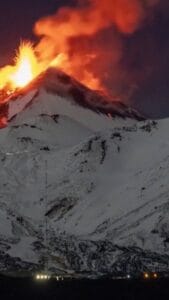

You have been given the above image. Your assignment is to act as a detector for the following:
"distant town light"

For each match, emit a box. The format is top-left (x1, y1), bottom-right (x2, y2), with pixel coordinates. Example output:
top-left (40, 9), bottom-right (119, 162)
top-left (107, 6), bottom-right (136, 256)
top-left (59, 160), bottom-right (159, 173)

top-left (144, 272), bottom-right (149, 279)
top-left (35, 274), bottom-right (50, 280)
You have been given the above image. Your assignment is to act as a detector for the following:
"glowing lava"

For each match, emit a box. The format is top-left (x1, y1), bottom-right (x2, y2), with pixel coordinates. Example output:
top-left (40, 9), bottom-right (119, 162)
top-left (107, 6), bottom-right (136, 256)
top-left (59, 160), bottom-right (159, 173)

top-left (0, 42), bottom-right (43, 93)
top-left (10, 42), bottom-right (40, 88)
top-left (0, 39), bottom-right (104, 99)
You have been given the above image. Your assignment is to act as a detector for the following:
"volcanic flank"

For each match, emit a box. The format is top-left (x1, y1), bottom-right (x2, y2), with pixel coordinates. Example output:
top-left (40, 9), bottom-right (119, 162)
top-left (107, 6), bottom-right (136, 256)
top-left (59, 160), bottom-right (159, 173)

top-left (0, 66), bottom-right (169, 277)
top-left (1, 67), bottom-right (144, 129)
top-left (0, 0), bottom-right (167, 106)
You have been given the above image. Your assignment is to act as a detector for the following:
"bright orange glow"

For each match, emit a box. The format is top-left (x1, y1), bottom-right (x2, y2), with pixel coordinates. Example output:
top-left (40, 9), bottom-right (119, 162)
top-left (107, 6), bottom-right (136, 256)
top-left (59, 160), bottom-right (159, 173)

top-left (0, 0), bottom-right (161, 101)
top-left (50, 53), bottom-right (68, 68)
top-left (0, 41), bottom-right (102, 96)
top-left (49, 52), bottom-right (103, 91)
top-left (0, 42), bottom-right (43, 92)
top-left (33, 0), bottom-right (150, 94)
top-left (10, 43), bottom-right (39, 88)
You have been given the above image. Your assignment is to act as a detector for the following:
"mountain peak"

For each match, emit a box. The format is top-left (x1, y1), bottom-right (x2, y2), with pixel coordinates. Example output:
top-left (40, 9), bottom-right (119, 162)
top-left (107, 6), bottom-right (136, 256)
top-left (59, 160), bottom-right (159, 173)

top-left (6, 68), bottom-right (145, 126)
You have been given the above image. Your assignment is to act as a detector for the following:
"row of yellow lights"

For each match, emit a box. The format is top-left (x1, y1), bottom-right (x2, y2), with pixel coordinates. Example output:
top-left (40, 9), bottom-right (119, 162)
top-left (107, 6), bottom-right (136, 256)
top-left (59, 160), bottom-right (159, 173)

top-left (144, 272), bottom-right (158, 279)
top-left (35, 274), bottom-right (64, 281)
top-left (35, 273), bottom-right (158, 281)
top-left (36, 274), bottom-right (51, 280)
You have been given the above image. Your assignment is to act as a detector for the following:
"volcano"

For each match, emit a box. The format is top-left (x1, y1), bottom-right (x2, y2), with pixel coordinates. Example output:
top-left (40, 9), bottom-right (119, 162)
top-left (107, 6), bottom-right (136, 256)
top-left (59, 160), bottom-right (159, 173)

top-left (7, 68), bottom-right (145, 122)
top-left (0, 68), bottom-right (168, 277)
top-left (0, 67), bottom-right (144, 129)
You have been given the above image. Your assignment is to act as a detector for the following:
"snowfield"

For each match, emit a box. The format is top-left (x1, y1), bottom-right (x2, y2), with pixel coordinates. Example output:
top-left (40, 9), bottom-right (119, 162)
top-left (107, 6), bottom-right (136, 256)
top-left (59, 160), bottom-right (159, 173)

top-left (0, 69), bottom-right (168, 277)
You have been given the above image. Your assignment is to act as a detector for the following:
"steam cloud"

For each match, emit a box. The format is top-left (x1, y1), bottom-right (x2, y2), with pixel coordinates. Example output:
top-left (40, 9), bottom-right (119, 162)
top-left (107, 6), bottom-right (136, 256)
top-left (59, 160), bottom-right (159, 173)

top-left (34, 0), bottom-right (163, 99)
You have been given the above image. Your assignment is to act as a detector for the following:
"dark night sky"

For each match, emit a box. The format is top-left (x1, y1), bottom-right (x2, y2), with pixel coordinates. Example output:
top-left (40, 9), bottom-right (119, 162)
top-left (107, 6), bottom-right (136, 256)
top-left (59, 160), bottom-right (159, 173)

top-left (0, 0), bottom-right (73, 64)
top-left (0, 0), bottom-right (169, 118)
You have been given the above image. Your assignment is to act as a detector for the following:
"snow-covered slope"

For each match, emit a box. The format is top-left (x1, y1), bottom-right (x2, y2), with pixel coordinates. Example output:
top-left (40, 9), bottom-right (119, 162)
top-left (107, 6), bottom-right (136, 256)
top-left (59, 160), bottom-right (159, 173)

top-left (0, 69), bottom-right (168, 277)
top-left (7, 68), bottom-right (144, 127)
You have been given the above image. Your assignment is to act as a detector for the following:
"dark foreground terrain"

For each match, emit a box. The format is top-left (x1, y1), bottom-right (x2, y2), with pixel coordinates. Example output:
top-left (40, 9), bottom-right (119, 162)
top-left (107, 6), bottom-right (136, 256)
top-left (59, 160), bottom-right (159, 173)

top-left (0, 276), bottom-right (169, 300)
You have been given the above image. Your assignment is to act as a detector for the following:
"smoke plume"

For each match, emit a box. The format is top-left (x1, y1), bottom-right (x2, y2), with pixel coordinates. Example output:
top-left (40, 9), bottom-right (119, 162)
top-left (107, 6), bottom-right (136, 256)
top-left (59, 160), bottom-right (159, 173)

top-left (34, 0), bottom-right (161, 98)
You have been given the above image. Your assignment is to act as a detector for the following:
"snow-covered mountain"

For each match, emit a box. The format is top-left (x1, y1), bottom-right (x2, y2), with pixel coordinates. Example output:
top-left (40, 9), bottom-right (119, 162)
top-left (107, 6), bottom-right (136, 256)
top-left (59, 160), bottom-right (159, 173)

top-left (0, 68), bottom-right (168, 277)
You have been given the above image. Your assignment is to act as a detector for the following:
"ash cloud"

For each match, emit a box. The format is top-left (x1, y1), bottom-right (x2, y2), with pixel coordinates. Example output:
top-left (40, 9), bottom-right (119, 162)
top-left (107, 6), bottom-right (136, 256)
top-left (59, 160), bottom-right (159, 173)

top-left (34, 0), bottom-right (169, 116)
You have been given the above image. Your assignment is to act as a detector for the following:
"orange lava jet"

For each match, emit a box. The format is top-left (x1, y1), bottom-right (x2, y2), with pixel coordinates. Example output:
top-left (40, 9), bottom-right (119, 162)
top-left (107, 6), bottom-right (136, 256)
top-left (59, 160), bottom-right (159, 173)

top-left (0, 41), bottom-right (103, 98)
top-left (10, 42), bottom-right (41, 88)
top-left (0, 42), bottom-right (44, 93)
top-left (0, 0), bottom-right (161, 103)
